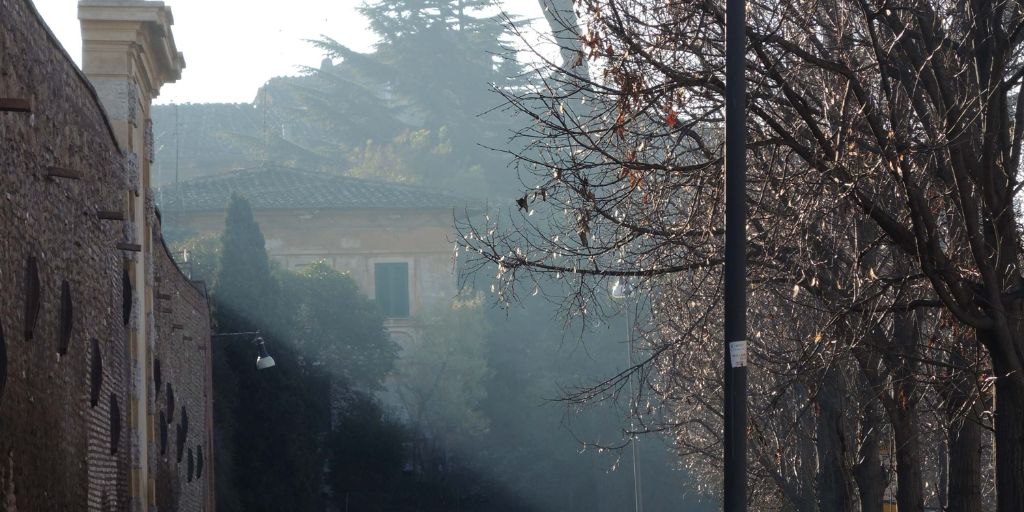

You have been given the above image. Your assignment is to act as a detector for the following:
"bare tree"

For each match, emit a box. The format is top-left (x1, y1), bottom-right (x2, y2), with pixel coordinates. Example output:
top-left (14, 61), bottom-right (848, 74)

top-left (460, 0), bottom-right (1022, 509)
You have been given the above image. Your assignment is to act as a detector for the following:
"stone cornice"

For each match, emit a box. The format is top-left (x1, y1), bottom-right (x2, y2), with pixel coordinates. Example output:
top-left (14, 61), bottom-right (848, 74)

top-left (79, 0), bottom-right (185, 97)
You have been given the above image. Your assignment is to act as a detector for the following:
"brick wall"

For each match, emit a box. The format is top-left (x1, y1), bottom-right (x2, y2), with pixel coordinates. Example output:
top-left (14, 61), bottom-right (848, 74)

top-left (151, 230), bottom-right (213, 512)
top-left (0, 1), bottom-right (212, 510)
top-left (0, 0), bottom-right (132, 509)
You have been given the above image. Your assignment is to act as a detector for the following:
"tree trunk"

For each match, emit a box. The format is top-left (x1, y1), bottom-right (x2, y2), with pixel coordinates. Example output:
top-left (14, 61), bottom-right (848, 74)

top-left (537, 0), bottom-right (589, 80)
top-left (939, 437), bottom-right (948, 510)
top-left (889, 313), bottom-right (924, 512)
top-left (892, 411), bottom-right (925, 512)
top-left (992, 361), bottom-right (1024, 512)
top-left (816, 367), bottom-right (854, 512)
top-left (853, 397), bottom-right (885, 512)
top-left (978, 311), bottom-right (1024, 512)
top-left (944, 347), bottom-right (983, 512)
top-left (947, 413), bottom-right (984, 512)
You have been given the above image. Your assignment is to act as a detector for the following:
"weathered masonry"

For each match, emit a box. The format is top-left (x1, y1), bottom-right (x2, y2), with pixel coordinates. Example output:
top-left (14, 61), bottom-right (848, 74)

top-left (0, 1), bottom-right (213, 510)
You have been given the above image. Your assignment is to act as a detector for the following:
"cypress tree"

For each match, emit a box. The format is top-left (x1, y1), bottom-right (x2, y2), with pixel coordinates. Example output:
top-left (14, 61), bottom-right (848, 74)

top-left (215, 194), bottom-right (277, 332)
top-left (211, 193), bottom-right (323, 512)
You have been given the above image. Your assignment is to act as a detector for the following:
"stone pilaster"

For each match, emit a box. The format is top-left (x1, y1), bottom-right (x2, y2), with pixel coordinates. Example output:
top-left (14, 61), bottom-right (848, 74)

top-left (79, 2), bottom-right (184, 510)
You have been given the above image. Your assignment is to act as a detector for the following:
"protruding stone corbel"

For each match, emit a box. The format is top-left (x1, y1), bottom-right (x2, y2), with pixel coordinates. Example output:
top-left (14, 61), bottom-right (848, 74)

top-left (98, 211), bottom-right (126, 221)
top-left (47, 166), bottom-right (82, 180)
top-left (0, 98), bottom-right (31, 112)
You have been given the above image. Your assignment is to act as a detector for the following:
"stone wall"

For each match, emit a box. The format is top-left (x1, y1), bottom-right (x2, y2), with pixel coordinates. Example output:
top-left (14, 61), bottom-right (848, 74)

top-left (0, 1), bottom-right (211, 510)
top-left (151, 230), bottom-right (213, 512)
top-left (0, 0), bottom-right (132, 509)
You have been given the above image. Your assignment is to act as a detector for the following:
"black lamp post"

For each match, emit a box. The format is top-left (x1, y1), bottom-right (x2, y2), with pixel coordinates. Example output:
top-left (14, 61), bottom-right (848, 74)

top-left (723, 0), bottom-right (749, 508)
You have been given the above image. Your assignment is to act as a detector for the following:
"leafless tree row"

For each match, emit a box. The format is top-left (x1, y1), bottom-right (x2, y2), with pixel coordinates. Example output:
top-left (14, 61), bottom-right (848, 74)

top-left (459, 0), bottom-right (1024, 509)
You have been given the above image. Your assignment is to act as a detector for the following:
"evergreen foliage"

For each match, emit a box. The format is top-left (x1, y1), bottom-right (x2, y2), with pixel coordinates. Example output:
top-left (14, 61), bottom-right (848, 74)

top-left (176, 233), bottom-right (220, 284)
top-left (327, 393), bottom-right (542, 512)
top-left (474, 292), bottom-right (714, 511)
top-left (279, 261), bottom-right (397, 390)
top-left (393, 294), bottom-right (492, 444)
top-left (248, 0), bottom-right (527, 196)
top-left (211, 194), bottom-right (324, 512)
top-left (208, 194), bottom-right (535, 511)
top-left (180, 4), bottom-right (712, 510)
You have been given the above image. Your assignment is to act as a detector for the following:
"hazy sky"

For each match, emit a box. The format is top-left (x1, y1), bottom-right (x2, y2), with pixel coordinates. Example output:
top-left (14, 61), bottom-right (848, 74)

top-left (33, 0), bottom-right (545, 105)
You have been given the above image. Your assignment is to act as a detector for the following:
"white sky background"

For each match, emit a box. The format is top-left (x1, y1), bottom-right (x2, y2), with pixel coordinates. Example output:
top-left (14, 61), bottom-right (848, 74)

top-left (32, 0), bottom-right (548, 105)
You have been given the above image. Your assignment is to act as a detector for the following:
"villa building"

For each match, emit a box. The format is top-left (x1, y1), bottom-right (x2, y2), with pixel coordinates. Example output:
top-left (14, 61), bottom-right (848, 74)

top-left (158, 166), bottom-right (469, 344)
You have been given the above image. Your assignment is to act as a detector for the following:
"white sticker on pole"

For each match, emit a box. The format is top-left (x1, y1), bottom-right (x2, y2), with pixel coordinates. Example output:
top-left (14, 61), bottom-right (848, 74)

top-left (729, 340), bottom-right (748, 368)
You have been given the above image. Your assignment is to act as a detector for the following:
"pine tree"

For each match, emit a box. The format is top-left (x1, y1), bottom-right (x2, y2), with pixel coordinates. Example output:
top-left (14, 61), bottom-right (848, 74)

top-left (338, 0), bottom-right (519, 141)
top-left (279, 0), bottom-right (528, 195)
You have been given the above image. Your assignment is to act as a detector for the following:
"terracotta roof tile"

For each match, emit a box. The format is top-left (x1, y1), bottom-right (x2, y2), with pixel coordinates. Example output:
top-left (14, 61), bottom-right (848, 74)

top-left (157, 166), bottom-right (466, 212)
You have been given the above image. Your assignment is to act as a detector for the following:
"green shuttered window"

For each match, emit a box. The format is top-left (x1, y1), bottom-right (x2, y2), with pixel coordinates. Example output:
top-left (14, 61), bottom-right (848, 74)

top-left (375, 262), bottom-right (410, 318)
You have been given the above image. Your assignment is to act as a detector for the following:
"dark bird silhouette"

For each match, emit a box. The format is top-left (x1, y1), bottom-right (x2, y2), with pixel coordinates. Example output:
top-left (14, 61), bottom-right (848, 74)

top-left (516, 195), bottom-right (529, 211)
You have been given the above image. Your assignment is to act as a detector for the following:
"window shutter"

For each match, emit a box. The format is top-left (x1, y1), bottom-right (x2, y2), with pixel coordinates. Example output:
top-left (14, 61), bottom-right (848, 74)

top-left (375, 262), bottom-right (409, 317)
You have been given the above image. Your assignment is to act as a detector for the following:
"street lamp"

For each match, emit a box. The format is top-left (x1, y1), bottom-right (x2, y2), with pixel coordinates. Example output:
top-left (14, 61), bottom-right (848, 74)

top-left (254, 337), bottom-right (276, 370)
top-left (211, 332), bottom-right (276, 370)
top-left (610, 278), bottom-right (635, 300)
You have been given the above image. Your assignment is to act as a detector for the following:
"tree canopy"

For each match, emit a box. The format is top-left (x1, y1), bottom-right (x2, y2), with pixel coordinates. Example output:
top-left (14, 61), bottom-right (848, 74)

top-left (239, 0), bottom-right (528, 196)
top-left (279, 261), bottom-right (397, 390)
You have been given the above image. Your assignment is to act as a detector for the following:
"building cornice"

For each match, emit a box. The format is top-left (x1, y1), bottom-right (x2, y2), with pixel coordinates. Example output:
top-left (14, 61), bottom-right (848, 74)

top-left (79, 0), bottom-right (185, 98)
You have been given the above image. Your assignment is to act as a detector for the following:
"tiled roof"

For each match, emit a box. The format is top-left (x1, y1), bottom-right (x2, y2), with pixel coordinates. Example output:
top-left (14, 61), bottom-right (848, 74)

top-left (156, 166), bottom-right (468, 212)
top-left (151, 103), bottom-right (266, 184)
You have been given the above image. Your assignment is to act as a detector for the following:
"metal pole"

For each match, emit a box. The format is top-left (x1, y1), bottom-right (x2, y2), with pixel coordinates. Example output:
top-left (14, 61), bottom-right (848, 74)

top-left (175, 104), bottom-right (182, 217)
top-left (626, 304), bottom-right (643, 512)
top-left (723, 0), bottom-right (748, 508)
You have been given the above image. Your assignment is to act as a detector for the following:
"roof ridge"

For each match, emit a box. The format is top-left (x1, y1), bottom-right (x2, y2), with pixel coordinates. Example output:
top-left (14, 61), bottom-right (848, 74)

top-left (155, 165), bottom-right (471, 212)
top-left (167, 166), bottom-right (266, 184)
top-left (313, 170), bottom-right (460, 195)
top-left (163, 165), bottom-right (463, 199)
top-left (153, 102), bottom-right (255, 108)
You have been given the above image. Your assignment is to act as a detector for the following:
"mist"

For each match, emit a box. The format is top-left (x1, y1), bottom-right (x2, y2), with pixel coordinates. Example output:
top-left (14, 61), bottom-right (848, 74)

top-left (150, 0), bottom-right (712, 510)
top-left (10, 0), bottom-right (1021, 509)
